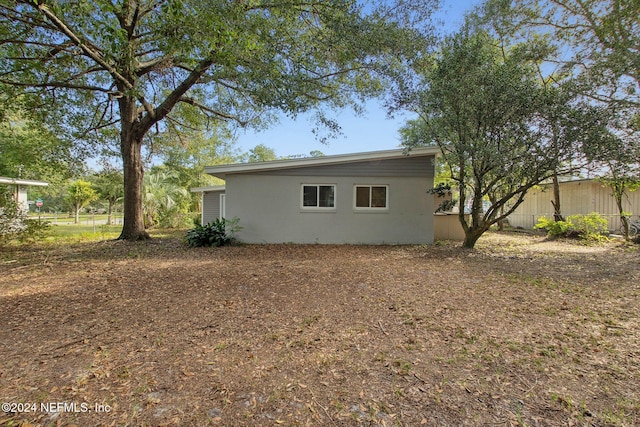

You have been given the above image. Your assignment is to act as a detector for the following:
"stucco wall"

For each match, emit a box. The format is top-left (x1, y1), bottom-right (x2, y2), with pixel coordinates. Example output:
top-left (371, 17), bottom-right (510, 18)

top-left (224, 174), bottom-right (434, 244)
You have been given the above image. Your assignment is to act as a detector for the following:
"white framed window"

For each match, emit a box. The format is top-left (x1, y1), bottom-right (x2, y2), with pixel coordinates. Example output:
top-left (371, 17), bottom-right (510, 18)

top-left (354, 185), bottom-right (388, 210)
top-left (301, 184), bottom-right (336, 209)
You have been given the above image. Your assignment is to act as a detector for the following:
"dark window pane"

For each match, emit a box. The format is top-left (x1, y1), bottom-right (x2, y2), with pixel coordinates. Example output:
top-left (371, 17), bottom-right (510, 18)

top-left (319, 186), bottom-right (335, 207)
top-left (371, 186), bottom-right (387, 207)
top-left (355, 186), bottom-right (370, 207)
top-left (303, 185), bottom-right (318, 207)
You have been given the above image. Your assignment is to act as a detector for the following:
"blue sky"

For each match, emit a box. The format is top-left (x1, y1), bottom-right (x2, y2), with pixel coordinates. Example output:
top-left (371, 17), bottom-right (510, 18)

top-left (233, 0), bottom-right (477, 158)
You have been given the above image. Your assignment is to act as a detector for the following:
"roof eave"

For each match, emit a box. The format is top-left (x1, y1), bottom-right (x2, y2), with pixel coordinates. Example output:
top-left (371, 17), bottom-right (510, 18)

top-left (190, 185), bottom-right (226, 193)
top-left (0, 177), bottom-right (49, 187)
top-left (205, 146), bottom-right (440, 179)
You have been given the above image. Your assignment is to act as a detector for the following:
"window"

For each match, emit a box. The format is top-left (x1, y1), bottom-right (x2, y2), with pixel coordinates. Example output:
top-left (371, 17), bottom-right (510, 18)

top-left (354, 185), bottom-right (388, 210)
top-left (302, 184), bottom-right (335, 209)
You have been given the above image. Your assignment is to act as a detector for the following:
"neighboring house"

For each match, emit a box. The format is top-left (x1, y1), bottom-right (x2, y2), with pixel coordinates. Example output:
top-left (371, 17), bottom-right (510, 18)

top-left (193, 147), bottom-right (439, 244)
top-left (508, 178), bottom-right (640, 231)
top-left (0, 176), bottom-right (49, 210)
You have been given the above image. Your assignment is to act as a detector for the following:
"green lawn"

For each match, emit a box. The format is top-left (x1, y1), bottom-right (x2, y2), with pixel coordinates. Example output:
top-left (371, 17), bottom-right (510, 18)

top-left (23, 213), bottom-right (124, 242)
top-left (42, 223), bottom-right (185, 242)
top-left (4, 214), bottom-right (186, 244)
top-left (48, 223), bottom-right (123, 239)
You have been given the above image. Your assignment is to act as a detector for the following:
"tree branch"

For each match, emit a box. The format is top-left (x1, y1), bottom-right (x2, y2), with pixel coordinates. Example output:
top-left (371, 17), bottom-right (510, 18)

top-left (0, 78), bottom-right (112, 93)
top-left (179, 97), bottom-right (248, 126)
top-left (136, 56), bottom-right (175, 77)
top-left (136, 57), bottom-right (215, 135)
top-left (36, 3), bottom-right (135, 91)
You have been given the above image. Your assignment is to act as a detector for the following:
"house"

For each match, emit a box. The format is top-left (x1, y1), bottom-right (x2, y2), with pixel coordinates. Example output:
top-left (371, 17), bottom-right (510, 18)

top-left (193, 147), bottom-right (439, 244)
top-left (507, 178), bottom-right (640, 232)
top-left (0, 176), bottom-right (49, 210)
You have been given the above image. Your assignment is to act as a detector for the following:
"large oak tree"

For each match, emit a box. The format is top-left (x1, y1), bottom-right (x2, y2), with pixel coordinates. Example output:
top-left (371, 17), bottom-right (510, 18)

top-left (0, 0), bottom-right (432, 240)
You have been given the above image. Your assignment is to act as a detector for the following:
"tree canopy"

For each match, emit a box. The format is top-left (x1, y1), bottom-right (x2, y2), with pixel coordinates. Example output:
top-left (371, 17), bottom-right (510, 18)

top-left (399, 25), bottom-right (604, 248)
top-left (517, 0), bottom-right (640, 108)
top-left (480, 0), bottom-right (640, 235)
top-left (0, 102), bottom-right (79, 182)
top-left (66, 179), bottom-right (98, 224)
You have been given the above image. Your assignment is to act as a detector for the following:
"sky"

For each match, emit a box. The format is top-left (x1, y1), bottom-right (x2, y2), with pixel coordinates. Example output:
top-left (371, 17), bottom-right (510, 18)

top-left (233, 0), bottom-right (477, 159)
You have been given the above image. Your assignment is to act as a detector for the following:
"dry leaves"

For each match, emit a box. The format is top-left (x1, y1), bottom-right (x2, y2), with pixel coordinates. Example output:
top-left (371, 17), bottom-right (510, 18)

top-left (0, 232), bottom-right (638, 426)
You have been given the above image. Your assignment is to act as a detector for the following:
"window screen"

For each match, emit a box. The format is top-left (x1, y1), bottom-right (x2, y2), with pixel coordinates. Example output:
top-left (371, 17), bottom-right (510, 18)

top-left (302, 185), bottom-right (335, 208)
top-left (355, 185), bottom-right (387, 209)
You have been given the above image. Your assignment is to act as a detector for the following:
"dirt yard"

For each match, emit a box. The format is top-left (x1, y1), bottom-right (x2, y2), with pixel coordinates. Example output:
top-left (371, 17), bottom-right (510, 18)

top-left (1, 232), bottom-right (639, 426)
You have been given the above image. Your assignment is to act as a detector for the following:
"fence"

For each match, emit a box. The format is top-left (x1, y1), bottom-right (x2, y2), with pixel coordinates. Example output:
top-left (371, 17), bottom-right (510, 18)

top-left (37, 212), bottom-right (124, 226)
top-left (506, 179), bottom-right (640, 234)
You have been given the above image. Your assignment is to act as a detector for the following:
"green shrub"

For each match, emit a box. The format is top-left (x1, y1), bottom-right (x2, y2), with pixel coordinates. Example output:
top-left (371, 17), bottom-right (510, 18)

top-left (20, 219), bottom-right (52, 242)
top-left (0, 197), bottom-right (28, 240)
top-left (534, 216), bottom-right (573, 236)
top-left (535, 213), bottom-right (609, 243)
top-left (427, 183), bottom-right (458, 213)
top-left (185, 217), bottom-right (241, 247)
top-left (567, 213), bottom-right (609, 242)
top-left (0, 194), bottom-right (51, 243)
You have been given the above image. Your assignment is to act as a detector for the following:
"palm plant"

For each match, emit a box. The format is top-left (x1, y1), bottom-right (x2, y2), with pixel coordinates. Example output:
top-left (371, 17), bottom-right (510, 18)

top-left (143, 169), bottom-right (190, 228)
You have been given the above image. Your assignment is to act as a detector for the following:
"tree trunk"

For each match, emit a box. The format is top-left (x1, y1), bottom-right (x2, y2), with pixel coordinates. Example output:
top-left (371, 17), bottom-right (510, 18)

top-left (462, 227), bottom-right (485, 249)
top-left (462, 194), bottom-right (486, 248)
top-left (118, 97), bottom-right (150, 241)
top-left (119, 137), bottom-right (149, 240)
top-left (74, 204), bottom-right (80, 224)
top-left (614, 188), bottom-right (629, 239)
top-left (620, 213), bottom-right (630, 239)
top-left (497, 205), bottom-right (505, 231)
top-left (551, 173), bottom-right (564, 222)
top-left (113, 53), bottom-right (214, 240)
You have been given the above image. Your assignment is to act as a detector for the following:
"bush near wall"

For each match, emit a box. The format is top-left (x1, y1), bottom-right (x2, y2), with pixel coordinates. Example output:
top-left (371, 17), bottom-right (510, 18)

top-left (185, 217), bottom-right (241, 247)
top-left (535, 212), bottom-right (609, 243)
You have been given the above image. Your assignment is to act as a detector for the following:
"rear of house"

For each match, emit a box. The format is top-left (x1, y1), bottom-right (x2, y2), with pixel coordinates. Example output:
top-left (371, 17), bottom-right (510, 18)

top-left (195, 148), bottom-right (438, 244)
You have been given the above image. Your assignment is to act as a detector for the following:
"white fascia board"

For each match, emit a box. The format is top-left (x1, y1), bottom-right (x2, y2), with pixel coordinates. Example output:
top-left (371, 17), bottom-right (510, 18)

top-left (190, 185), bottom-right (226, 193)
top-left (0, 177), bottom-right (49, 186)
top-left (205, 147), bottom-right (440, 179)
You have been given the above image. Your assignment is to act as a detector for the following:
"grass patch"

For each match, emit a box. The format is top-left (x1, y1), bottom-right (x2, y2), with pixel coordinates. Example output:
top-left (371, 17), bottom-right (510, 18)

top-left (48, 224), bottom-right (123, 240)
